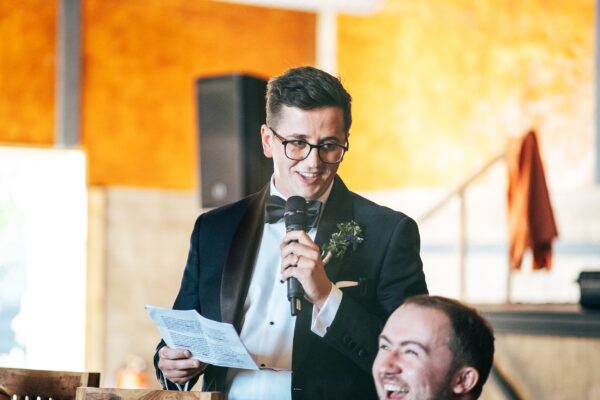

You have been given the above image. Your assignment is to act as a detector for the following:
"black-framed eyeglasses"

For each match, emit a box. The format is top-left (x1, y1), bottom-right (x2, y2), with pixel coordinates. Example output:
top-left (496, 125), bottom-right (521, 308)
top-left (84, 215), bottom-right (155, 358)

top-left (268, 127), bottom-right (349, 164)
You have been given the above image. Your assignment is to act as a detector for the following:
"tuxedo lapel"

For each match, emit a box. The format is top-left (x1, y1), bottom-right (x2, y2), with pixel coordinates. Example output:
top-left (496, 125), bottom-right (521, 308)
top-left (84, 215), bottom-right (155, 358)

top-left (315, 176), bottom-right (354, 282)
top-left (292, 176), bottom-right (354, 371)
top-left (220, 186), bottom-right (268, 331)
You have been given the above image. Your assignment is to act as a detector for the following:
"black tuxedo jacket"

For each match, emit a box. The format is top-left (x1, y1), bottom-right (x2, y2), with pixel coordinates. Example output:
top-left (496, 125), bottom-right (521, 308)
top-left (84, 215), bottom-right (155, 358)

top-left (154, 176), bottom-right (427, 399)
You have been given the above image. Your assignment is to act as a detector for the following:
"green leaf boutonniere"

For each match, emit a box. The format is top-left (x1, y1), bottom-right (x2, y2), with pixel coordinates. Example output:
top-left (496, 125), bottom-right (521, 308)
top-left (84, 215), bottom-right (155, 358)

top-left (321, 221), bottom-right (364, 265)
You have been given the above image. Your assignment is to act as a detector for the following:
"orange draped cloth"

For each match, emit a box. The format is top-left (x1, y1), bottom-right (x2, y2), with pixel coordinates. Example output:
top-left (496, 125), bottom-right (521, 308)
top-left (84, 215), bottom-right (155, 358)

top-left (507, 130), bottom-right (558, 270)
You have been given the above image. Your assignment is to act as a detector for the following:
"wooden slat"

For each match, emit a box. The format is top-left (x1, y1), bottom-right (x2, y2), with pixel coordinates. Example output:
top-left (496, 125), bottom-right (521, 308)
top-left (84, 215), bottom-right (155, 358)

top-left (76, 388), bottom-right (222, 400)
top-left (0, 367), bottom-right (100, 398)
top-left (1, 384), bottom-right (10, 400)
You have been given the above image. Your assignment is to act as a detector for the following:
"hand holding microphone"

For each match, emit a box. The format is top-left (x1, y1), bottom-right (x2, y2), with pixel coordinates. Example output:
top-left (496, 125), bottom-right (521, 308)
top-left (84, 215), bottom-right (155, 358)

top-left (282, 196), bottom-right (332, 316)
top-left (284, 196), bottom-right (308, 316)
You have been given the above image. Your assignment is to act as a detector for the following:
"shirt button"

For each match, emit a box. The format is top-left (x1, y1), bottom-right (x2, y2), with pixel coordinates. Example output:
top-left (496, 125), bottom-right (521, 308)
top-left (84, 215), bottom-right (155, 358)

top-left (269, 321), bottom-right (274, 325)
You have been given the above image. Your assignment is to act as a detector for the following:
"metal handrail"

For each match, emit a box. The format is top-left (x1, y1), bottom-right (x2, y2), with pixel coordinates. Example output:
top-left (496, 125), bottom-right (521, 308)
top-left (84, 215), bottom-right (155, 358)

top-left (417, 151), bottom-right (506, 223)
top-left (416, 150), bottom-right (506, 299)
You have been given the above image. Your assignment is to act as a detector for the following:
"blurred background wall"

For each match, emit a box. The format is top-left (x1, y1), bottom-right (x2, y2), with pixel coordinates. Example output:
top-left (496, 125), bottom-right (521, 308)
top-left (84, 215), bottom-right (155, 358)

top-left (2, 0), bottom-right (594, 190)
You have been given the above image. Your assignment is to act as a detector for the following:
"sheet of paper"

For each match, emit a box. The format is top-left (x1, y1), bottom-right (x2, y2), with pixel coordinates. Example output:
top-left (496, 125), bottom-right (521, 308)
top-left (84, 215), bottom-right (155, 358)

top-left (146, 305), bottom-right (258, 370)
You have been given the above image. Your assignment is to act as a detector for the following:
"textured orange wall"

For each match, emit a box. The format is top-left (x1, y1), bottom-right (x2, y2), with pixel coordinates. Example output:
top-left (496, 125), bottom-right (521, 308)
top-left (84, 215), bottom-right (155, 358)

top-left (1, 1), bottom-right (594, 191)
top-left (0, 0), bottom-right (314, 188)
top-left (82, 0), bottom-right (315, 188)
top-left (338, 0), bottom-right (594, 190)
top-left (0, 0), bottom-right (56, 144)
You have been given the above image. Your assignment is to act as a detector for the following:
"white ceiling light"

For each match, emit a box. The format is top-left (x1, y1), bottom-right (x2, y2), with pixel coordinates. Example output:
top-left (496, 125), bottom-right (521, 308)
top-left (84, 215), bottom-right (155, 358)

top-left (213, 0), bottom-right (384, 15)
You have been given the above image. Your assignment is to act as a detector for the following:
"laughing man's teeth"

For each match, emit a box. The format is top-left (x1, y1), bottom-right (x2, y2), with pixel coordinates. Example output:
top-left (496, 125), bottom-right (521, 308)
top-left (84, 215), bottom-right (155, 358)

top-left (383, 384), bottom-right (407, 393)
top-left (299, 172), bottom-right (318, 178)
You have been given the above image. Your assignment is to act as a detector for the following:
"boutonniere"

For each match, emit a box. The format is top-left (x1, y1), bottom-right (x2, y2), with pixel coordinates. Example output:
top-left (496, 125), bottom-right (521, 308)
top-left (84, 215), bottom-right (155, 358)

top-left (321, 221), bottom-right (364, 265)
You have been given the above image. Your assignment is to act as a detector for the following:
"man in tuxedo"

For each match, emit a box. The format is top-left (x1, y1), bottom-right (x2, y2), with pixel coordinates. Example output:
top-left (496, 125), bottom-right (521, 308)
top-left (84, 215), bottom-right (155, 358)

top-left (373, 295), bottom-right (495, 400)
top-left (154, 66), bottom-right (428, 399)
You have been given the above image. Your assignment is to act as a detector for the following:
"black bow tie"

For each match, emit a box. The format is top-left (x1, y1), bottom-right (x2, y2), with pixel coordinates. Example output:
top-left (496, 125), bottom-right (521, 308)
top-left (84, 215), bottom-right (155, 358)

top-left (264, 195), bottom-right (322, 228)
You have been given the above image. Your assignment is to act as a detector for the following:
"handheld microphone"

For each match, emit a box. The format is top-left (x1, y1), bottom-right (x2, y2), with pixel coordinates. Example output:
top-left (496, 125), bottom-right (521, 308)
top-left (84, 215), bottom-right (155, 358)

top-left (284, 196), bottom-right (307, 316)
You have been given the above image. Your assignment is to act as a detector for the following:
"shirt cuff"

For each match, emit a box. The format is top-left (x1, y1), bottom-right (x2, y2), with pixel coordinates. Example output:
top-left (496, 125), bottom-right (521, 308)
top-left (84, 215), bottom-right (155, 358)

top-left (175, 381), bottom-right (190, 391)
top-left (311, 283), bottom-right (343, 337)
top-left (160, 369), bottom-right (189, 391)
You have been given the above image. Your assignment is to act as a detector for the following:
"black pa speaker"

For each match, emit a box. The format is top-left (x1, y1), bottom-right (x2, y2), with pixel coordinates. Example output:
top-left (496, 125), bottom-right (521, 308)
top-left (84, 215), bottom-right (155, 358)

top-left (196, 74), bottom-right (273, 208)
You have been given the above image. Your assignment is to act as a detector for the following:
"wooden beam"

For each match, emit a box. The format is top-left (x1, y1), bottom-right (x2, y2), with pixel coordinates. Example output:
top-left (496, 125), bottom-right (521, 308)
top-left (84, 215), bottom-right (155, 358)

top-left (76, 387), bottom-right (223, 400)
top-left (55, 0), bottom-right (81, 146)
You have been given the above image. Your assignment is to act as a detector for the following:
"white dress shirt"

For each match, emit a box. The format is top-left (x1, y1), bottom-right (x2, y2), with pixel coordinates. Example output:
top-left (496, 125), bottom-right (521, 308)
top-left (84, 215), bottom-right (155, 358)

top-left (224, 180), bottom-right (343, 400)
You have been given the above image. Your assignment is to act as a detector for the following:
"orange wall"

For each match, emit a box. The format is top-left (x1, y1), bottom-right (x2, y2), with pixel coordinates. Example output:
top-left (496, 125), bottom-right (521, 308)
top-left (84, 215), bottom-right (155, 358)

top-left (338, 0), bottom-right (594, 190)
top-left (82, 0), bottom-right (315, 188)
top-left (1, 0), bottom-right (594, 191)
top-left (0, 0), bottom-right (56, 144)
top-left (1, 0), bottom-right (315, 189)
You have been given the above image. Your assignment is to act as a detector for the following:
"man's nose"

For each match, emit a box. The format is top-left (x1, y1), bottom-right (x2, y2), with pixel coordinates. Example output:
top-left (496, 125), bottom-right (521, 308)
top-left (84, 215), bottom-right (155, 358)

top-left (381, 350), bottom-right (402, 372)
top-left (305, 146), bottom-right (321, 165)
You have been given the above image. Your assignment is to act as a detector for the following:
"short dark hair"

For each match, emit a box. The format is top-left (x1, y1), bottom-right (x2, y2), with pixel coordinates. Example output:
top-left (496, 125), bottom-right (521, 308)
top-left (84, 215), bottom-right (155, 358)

top-left (404, 295), bottom-right (495, 398)
top-left (266, 66), bottom-right (352, 134)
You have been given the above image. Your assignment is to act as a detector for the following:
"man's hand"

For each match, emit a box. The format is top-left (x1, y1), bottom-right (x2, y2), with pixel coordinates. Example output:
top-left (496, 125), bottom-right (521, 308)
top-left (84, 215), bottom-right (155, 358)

top-left (280, 230), bottom-right (332, 309)
top-left (157, 346), bottom-right (207, 385)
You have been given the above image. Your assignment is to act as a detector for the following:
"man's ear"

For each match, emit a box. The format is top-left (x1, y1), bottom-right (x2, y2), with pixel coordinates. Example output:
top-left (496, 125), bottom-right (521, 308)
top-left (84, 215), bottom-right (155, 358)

top-left (452, 366), bottom-right (479, 395)
top-left (261, 124), bottom-right (273, 158)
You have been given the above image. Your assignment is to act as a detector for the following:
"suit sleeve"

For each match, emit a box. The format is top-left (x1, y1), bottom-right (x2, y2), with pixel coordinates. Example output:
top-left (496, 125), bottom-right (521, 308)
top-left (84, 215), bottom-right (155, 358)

top-left (320, 215), bottom-right (428, 373)
top-left (153, 216), bottom-right (204, 389)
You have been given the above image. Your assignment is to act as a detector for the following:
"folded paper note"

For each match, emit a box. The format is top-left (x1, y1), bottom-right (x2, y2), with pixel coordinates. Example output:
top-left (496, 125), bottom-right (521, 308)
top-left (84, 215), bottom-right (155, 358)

top-left (146, 305), bottom-right (258, 370)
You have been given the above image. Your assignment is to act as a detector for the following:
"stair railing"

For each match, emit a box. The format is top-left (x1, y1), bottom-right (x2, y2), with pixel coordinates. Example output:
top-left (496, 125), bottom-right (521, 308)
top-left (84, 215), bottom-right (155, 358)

top-left (417, 151), bottom-right (506, 300)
